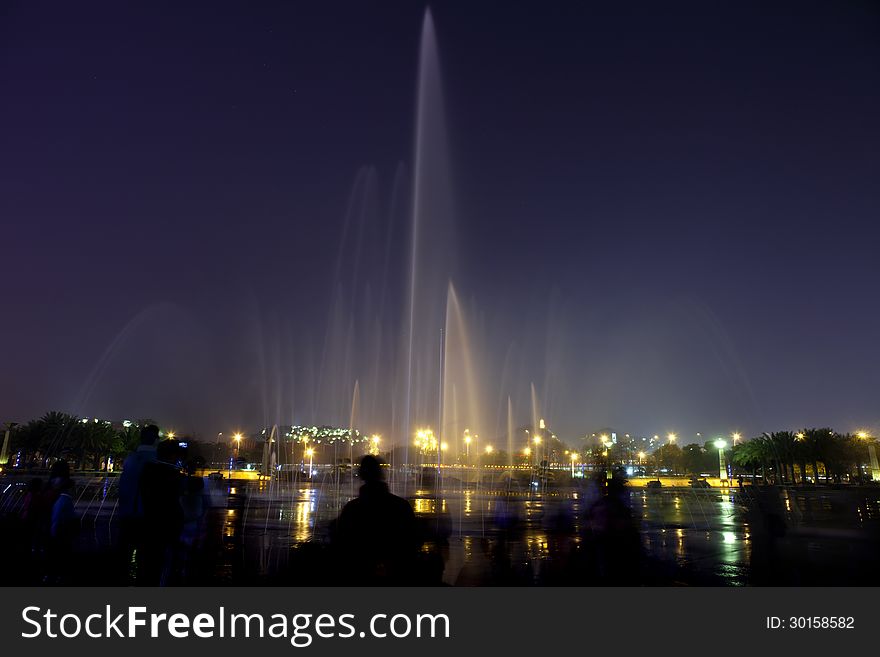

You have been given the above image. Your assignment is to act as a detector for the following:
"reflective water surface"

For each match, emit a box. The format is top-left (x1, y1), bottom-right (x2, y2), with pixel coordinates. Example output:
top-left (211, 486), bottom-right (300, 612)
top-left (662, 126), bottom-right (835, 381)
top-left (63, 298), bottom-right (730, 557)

top-left (2, 474), bottom-right (879, 585)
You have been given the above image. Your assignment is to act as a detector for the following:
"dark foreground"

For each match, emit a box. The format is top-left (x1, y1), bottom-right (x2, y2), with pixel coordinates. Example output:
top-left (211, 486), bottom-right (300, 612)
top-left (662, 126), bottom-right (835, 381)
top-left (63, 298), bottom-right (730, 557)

top-left (1, 473), bottom-right (879, 586)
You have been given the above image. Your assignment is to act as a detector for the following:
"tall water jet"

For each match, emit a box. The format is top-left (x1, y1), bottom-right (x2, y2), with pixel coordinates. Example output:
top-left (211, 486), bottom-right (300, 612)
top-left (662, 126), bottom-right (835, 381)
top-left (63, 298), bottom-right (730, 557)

top-left (442, 283), bottom-right (486, 461)
top-left (507, 397), bottom-right (515, 468)
top-left (403, 8), bottom-right (456, 482)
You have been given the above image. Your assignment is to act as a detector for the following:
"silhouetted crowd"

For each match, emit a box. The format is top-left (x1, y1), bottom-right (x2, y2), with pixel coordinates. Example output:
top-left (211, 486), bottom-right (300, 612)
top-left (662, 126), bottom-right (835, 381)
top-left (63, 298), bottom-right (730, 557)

top-left (5, 423), bottom-right (879, 586)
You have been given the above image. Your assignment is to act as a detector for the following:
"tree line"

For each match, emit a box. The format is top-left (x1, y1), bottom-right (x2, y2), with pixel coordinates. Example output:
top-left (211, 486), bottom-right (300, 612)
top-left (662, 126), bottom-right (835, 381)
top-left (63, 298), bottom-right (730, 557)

top-left (731, 429), bottom-right (875, 484)
top-left (647, 429), bottom-right (875, 484)
top-left (5, 411), bottom-right (157, 471)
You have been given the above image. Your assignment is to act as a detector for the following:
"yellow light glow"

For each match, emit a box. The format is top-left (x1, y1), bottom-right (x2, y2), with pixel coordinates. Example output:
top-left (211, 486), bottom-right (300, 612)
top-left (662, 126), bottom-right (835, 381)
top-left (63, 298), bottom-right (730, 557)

top-left (485, 445), bottom-right (494, 454)
top-left (523, 447), bottom-right (531, 456)
top-left (233, 432), bottom-right (243, 443)
top-left (305, 448), bottom-right (314, 457)
top-left (166, 431), bottom-right (175, 439)
top-left (571, 452), bottom-right (579, 461)
top-left (667, 433), bottom-right (677, 443)
top-left (533, 436), bottom-right (541, 445)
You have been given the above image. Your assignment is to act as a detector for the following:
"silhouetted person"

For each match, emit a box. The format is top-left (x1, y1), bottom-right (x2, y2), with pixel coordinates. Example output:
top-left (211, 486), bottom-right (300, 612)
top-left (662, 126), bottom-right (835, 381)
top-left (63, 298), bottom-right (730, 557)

top-left (179, 460), bottom-right (208, 583)
top-left (583, 471), bottom-right (642, 584)
top-left (44, 461), bottom-right (77, 584)
top-left (139, 439), bottom-right (184, 585)
top-left (747, 487), bottom-right (787, 585)
top-left (336, 455), bottom-right (420, 584)
top-left (116, 424), bottom-right (159, 583)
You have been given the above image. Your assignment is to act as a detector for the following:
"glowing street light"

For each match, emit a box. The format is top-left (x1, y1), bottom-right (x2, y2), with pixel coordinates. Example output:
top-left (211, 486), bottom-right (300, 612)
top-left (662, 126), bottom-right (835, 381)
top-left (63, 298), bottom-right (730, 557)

top-left (485, 444), bottom-right (494, 454)
top-left (166, 431), bottom-right (176, 440)
top-left (857, 431), bottom-right (880, 482)
top-left (305, 447), bottom-right (314, 479)
top-left (370, 434), bottom-right (380, 455)
top-left (667, 433), bottom-right (677, 444)
top-left (570, 452), bottom-right (579, 477)
top-left (732, 432), bottom-right (741, 445)
top-left (714, 439), bottom-right (728, 482)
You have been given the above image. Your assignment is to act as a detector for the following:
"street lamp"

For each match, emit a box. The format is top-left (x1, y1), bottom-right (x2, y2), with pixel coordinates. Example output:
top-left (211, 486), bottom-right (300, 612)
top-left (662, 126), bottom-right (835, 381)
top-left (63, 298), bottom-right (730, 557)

top-left (857, 431), bottom-right (880, 482)
top-left (570, 452), bottom-right (579, 477)
top-left (464, 430), bottom-right (472, 461)
top-left (305, 448), bottom-right (314, 479)
top-left (667, 433), bottom-right (677, 444)
top-left (233, 432), bottom-right (243, 459)
top-left (715, 439), bottom-right (728, 483)
top-left (732, 432), bottom-right (741, 446)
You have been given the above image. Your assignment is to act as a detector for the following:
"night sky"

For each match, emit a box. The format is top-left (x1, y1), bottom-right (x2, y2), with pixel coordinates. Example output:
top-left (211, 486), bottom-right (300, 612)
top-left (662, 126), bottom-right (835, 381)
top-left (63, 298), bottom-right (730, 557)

top-left (2, 0), bottom-right (879, 444)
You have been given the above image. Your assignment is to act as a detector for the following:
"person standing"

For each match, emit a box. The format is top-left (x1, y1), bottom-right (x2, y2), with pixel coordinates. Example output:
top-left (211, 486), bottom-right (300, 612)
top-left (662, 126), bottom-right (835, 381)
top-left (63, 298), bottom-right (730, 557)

top-left (116, 424), bottom-right (159, 583)
top-left (139, 439), bottom-right (184, 586)
top-left (335, 455), bottom-right (421, 584)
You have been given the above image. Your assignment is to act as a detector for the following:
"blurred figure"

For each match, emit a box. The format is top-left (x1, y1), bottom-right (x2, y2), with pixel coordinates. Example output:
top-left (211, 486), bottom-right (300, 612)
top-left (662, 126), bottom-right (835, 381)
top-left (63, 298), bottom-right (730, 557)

top-left (116, 424), bottom-right (159, 583)
top-left (582, 471), bottom-right (642, 584)
top-left (19, 477), bottom-right (43, 525)
top-left (139, 439), bottom-right (184, 585)
top-left (44, 461), bottom-right (77, 584)
top-left (335, 455), bottom-right (421, 584)
top-left (179, 459), bottom-right (208, 583)
top-left (747, 486), bottom-right (787, 585)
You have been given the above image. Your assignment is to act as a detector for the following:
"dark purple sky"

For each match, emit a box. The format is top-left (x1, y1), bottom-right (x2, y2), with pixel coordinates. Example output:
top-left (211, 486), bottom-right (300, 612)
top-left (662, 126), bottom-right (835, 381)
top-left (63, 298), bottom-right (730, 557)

top-left (2, 0), bottom-right (879, 443)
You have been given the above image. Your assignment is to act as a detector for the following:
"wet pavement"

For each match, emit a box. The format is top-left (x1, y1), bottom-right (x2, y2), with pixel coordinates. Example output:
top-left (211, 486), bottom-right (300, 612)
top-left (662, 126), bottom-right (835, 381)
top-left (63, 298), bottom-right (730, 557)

top-left (2, 474), bottom-right (879, 585)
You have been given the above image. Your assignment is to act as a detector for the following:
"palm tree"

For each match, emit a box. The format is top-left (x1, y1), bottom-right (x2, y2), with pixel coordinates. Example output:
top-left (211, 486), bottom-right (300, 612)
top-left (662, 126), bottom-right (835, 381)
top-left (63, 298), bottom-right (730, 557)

top-left (800, 428), bottom-right (832, 484)
top-left (818, 430), bottom-right (846, 483)
top-left (732, 441), bottom-right (758, 482)
top-left (765, 431), bottom-right (798, 484)
top-left (733, 437), bottom-right (772, 484)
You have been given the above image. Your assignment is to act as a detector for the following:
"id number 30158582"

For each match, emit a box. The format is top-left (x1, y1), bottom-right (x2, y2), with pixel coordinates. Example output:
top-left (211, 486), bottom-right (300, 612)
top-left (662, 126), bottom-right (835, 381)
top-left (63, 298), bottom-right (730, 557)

top-left (766, 617), bottom-right (854, 630)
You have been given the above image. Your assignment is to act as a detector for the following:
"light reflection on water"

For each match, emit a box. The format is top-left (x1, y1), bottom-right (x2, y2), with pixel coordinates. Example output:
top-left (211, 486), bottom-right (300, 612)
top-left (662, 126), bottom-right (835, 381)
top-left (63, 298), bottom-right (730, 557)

top-left (222, 484), bottom-right (772, 584)
top-left (29, 477), bottom-right (878, 585)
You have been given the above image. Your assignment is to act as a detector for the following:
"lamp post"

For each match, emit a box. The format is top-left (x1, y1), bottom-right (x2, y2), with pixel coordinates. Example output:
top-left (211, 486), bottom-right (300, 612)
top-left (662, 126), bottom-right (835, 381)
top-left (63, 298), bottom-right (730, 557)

top-left (306, 448), bottom-right (314, 479)
top-left (464, 430), bottom-right (472, 463)
top-left (715, 439), bottom-right (728, 483)
top-left (857, 432), bottom-right (880, 482)
top-left (570, 452), bottom-right (579, 478)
